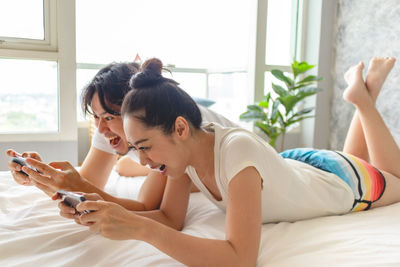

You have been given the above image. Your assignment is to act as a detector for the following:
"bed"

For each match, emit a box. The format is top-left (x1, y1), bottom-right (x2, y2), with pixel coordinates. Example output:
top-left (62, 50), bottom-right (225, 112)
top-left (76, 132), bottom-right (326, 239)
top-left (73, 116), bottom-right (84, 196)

top-left (1, 169), bottom-right (400, 266)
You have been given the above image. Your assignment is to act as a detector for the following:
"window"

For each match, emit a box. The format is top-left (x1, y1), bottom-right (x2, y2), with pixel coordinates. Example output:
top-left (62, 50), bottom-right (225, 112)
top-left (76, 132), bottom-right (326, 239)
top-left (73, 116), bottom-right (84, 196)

top-left (1, 0), bottom-right (299, 135)
top-left (0, 0), bottom-right (59, 134)
top-left (0, 58), bottom-right (58, 133)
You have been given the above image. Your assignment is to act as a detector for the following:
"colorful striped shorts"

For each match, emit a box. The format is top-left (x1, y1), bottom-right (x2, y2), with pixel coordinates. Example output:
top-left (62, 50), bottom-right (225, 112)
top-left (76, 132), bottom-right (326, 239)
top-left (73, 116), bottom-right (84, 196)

top-left (280, 148), bottom-right (386, 211)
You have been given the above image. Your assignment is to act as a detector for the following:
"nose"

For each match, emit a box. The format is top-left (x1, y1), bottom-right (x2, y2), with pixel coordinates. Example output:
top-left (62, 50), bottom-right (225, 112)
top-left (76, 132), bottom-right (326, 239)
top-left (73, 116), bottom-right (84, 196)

top-left (138, 151), bottom-right (151, 166)
top-left (96, 118), bottom-right (109, 134)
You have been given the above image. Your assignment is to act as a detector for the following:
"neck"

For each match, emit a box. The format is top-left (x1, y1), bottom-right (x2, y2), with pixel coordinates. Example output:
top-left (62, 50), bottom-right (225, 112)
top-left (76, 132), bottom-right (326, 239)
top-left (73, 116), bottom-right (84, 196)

top-left (187, 128), bottom-right (215, 178)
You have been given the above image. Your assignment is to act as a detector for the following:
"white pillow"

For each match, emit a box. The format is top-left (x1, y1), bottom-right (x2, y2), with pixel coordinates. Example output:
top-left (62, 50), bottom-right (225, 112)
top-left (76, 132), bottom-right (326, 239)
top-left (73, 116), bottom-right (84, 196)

top-left (198, 105), bottom-right (239, 128)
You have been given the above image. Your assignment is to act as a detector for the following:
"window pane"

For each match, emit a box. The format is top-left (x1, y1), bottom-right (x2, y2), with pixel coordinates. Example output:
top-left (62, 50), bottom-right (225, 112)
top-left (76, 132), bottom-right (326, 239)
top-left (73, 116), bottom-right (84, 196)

top-left (76, 0), bottom-right (252, 69)
top-left (208, 72), bottom-right (248, 124)
top-left (77, 68), bottom-right (100, 121)
top-left (265, 0), bottom-right (293, 65)
top-left (169, 72), bottom-right (206, 99)
top-left (0, 59), bottom-right (58, 133)
top-left (0, 0), bottom-right (44, 40)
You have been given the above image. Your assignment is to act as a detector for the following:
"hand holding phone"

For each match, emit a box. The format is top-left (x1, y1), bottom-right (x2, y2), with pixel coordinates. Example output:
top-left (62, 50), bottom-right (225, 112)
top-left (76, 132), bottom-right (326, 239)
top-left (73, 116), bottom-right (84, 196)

top-left (57, 190), bottom-right (91, 215)
top-left (11, 156), bottom-right (39, 175)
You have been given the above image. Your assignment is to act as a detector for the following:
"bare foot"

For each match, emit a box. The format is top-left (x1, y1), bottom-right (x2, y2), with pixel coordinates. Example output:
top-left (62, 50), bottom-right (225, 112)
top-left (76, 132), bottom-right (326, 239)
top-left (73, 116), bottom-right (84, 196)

top-left (343, 62), bottom-right (372, 106)
top-left (365, 57), bottom-right (396, 102)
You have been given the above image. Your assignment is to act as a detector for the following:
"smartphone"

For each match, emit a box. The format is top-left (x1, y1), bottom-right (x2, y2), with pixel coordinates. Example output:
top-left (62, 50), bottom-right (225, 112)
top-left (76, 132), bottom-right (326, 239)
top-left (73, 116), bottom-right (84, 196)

top-left (11, 156), bottom-right (39, 175)
top-left (57, 190), bottom-right (91, 215)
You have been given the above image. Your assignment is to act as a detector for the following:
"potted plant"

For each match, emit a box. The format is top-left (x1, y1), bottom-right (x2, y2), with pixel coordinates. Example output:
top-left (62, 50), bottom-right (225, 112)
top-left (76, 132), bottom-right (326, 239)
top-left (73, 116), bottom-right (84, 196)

top-left (240, 60), bottom-right (322, 151)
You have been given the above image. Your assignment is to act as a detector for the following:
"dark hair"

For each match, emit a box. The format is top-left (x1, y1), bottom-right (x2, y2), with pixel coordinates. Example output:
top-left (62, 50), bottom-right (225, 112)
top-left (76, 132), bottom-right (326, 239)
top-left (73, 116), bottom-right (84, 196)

top-left (81, 62), bottom-right (140, 116)
top-left (121, 58), bottom-right (202, 134)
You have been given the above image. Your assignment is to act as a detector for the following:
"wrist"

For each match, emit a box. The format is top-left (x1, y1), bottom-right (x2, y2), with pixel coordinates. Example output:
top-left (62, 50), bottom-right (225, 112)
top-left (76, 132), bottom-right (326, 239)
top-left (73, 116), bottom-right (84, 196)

top-left (133, 215), bottom-right (155, 241)
top-left (79, 179), bottom-right (95, 193)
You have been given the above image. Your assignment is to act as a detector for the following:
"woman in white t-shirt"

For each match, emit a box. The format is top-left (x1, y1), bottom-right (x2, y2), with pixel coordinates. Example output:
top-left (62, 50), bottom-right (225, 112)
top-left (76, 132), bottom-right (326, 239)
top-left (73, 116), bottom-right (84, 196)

top-left (6, 61), bottom-right (237, 213)
top-left (64, 57), bottom-right (400, 266)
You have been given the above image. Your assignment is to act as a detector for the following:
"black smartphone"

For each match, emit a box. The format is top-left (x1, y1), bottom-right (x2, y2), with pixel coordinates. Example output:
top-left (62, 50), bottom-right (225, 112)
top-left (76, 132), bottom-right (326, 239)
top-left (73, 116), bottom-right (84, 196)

top-left (11, 156), bottom-right (39, 175)
top-left (57, 190), bottom-right (91, 215)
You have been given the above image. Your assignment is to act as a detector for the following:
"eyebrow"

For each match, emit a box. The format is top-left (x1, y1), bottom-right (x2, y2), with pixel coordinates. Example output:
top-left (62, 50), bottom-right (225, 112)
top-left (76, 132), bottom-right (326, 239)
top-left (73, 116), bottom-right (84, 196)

top-left (93, 111), bottom-right (107, 116)
top-left (134, 138), bottom-right (149, 146)
top-left (94, 111), bottom-right (116, 117)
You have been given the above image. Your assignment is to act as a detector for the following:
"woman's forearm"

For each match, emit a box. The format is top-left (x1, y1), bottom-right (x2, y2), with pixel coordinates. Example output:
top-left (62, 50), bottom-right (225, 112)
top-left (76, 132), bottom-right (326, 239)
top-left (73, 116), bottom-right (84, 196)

top-left (80, 181), bottom-right (146, 211)
top-left (135, 209), bottom-right (183, 230)
top-left (138, 219), bottom-right (250, 267)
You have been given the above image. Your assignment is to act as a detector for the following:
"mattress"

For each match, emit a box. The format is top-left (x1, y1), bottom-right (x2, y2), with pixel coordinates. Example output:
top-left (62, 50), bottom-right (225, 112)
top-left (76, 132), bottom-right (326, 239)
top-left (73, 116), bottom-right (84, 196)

top-left (1, 170), bottom-right (400, 266)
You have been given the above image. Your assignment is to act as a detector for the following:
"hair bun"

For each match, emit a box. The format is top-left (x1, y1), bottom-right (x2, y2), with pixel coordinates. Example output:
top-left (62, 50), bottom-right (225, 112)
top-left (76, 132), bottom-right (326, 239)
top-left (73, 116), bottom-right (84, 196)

top-left (129, 58), bottom-right (164, 89)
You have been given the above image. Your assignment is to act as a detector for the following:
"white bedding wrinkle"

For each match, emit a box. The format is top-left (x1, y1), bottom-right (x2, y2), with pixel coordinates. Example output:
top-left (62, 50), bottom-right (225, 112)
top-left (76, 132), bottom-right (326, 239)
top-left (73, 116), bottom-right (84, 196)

top-left (1, 170), bottom-right (400, 266)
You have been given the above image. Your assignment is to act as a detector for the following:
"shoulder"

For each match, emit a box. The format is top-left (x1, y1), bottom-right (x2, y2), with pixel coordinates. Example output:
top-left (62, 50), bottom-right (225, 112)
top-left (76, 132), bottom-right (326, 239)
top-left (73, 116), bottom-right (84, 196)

top-left (216, 127), bottom-right (266, 170)
top-left (214, 127), bottom-right (268, 195)
top-left (219, 128), bottom-right (262, 154)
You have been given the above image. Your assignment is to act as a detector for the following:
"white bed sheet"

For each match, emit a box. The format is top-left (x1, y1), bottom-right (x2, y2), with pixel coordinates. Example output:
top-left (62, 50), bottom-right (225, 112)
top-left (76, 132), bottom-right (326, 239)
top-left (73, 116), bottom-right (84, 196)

top-left (1, 170), bottom-right (400, 267)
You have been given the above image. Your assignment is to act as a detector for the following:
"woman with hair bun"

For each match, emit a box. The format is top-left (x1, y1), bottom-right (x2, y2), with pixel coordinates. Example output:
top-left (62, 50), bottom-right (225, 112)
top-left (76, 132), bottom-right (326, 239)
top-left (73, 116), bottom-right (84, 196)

top-left (62, 57), bottom-right (400, 266)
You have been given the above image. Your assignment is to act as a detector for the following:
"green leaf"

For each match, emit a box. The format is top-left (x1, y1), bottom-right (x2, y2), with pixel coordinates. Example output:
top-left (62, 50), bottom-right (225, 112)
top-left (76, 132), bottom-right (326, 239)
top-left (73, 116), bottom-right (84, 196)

top-left (239, 109), bottom-right (265, 122)
top-left (259, 92), bottom-right (270, 108)
top-left (258, 101), bottom-right (269, 108)
top-left (270, 100), bottom-right (280, 123)
top-left (297, 75), bottom-right (323, 85)
top-left (277, 112), bottom-right (285, 126)
top-left (278, 88), bottom-right (321, 115)
top-left (287, 115), bottom-right (315, 125)
top-left (297, 87), bottom-right (323, 99)
top-left (277, 95), bottom-right (298, 115)
top-left (268, 137), bottom-right (277, 147)
top-left (290, 84), bottom-right (318, 90)
top-left (291, 107), bottom-right (314, 118)
top-left (255, 121), bottom-right (277, 136)
top-left (292, 61), bottom-right (315, 78)
top-left (246, 104), bottom-right (263, 112)
top-left (270, 69), bottom-right (293, 87)
top-left (272, 83), bottom-right (288, 97)
top-left (263, 92), bottom-right (271, 102)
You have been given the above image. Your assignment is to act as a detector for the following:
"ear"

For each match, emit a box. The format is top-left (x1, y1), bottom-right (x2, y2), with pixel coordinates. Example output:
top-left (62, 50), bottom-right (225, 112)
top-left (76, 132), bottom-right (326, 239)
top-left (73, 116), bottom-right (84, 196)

top-left (174, 116), bottom-right (190, 140)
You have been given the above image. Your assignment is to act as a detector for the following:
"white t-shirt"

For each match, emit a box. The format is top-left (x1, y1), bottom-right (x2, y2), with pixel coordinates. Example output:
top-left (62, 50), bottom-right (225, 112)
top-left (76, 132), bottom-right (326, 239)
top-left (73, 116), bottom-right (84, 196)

top-left (91, 105), bottom-right (238, 161)
top-left (185, 124), bottom-right (354, 223)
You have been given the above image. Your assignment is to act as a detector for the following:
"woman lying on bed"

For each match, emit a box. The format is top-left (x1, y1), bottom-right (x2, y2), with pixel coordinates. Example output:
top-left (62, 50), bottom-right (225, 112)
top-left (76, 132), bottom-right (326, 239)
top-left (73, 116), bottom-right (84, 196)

top-left (5, 61), bottom-right (237, 212)
top-left (42, 57), bottom-right (400, 266)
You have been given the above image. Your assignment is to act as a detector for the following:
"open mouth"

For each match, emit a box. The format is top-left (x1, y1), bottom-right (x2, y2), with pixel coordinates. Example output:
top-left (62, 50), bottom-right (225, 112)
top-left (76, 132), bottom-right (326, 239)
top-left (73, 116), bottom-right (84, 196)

top-left (107, 136), bottom-right (121, 147)
top-left (151, 164), bottom-right (166, 175)
top-left (159, 164), bottom-right (167, 175)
